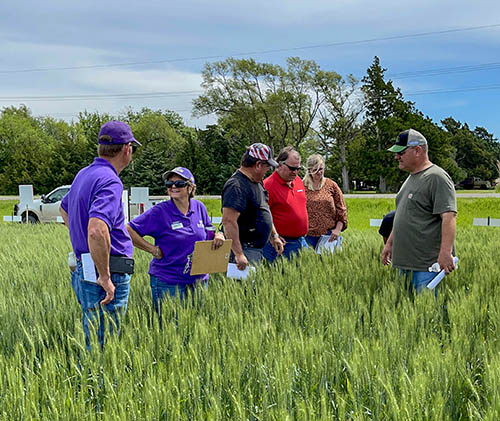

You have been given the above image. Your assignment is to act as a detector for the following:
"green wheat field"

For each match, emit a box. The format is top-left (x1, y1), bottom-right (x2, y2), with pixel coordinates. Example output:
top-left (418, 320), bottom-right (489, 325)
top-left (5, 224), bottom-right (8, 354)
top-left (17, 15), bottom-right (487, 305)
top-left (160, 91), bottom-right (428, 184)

top-left (0, 198), bottom-right (499, 420)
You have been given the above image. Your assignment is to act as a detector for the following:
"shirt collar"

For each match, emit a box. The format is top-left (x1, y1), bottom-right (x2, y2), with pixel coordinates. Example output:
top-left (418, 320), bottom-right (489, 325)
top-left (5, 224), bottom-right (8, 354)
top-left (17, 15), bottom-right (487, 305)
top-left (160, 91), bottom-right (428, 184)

top-left (93, 157), bottom-right (118, 176)
top-left (274, 171), bottom-right (295, 187)
top-left (167, 198), bottom-right (194, 217)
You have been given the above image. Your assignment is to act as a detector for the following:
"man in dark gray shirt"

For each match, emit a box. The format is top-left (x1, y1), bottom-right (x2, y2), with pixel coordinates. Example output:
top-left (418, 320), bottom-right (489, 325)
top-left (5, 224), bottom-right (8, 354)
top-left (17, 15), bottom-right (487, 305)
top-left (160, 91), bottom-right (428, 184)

top-left (222, 143), bottom-right (284, 270)
top-left (381, 129), bottom-right (457, 292)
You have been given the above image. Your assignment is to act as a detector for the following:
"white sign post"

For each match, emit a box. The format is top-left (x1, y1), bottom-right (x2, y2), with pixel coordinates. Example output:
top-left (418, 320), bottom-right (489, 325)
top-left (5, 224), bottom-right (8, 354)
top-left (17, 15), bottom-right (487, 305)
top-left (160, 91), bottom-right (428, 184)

top-left (19, 184), bottom-right (34, 224)
top-left (473, 217), bottom-right (500, 227)
top-left (130, 187), bottom-right (151, 216)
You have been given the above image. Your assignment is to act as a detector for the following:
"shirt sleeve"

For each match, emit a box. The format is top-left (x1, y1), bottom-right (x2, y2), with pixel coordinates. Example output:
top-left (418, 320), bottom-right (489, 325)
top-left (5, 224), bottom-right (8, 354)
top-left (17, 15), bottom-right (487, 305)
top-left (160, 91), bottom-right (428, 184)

top-left (60, 192), bottom-right (69, 213)
top-left (222, 179), bottom-right (247, 213)
top-left (431, 172), bottom-right (457, 215)
top-left (329, 180), bottom-right (348, 230)
top-left (128, 204), bottom-right (163, 238)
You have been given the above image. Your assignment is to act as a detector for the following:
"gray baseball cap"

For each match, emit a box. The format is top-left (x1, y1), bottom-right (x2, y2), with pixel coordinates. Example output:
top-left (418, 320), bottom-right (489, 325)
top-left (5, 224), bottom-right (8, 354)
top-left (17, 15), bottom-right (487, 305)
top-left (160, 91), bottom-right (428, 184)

top-left (388, 129), bottom-right (427, 153)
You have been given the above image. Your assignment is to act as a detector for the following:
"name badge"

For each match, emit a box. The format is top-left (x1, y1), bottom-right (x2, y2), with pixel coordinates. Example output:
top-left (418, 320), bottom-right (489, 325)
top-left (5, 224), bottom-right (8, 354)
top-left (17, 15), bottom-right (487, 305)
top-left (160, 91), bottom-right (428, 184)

top-left (171, 222), bottom-right (184, 230)
top-left (197, 220), bottom-right (204, 228)
top-left (297, 189), bottom-right (304, 193)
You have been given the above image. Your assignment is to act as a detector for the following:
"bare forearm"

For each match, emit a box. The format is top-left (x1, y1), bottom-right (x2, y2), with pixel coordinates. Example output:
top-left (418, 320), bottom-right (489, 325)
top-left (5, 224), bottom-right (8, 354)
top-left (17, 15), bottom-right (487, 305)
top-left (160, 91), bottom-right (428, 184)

top-left (333, 221), bottom-right (344, 233)
top-left (59, 207), bottom-right (69, 227)
top-left (223, 220), bottom-right (243, 255)
top-left (440, 212), bottom-right (456, 255)
top-left (127, 225), bottom-right (156, 255)
top-left (88, 219), bottom-right (111, 278)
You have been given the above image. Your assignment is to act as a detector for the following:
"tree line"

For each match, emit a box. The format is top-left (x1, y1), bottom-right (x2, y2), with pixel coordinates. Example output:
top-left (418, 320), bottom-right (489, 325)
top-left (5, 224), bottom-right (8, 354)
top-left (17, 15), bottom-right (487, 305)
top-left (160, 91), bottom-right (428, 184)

top-left (0, 56), bottom-right (499, 196)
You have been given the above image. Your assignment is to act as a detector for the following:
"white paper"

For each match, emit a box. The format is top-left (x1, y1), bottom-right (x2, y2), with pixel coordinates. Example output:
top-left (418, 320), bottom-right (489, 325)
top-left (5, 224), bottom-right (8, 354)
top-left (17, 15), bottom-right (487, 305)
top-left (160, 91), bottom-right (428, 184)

top-left (226, 263), bottom-right (256, 280)
top-left (81, 253), bottom-right (97, 283)
top-left (426, 270), bottom-right (446, 290)
top-left (426, 256), bottom-right (459, 290)
top-left (315, 235), bottom-right (342, 255)
top-left (122, 189), bottom-right (129, 224)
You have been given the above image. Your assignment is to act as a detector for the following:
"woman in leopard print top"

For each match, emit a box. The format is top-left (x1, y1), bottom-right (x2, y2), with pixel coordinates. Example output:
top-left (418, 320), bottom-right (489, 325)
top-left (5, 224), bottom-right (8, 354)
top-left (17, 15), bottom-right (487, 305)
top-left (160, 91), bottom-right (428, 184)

top-left (302, 154), bottom-right (348, 248)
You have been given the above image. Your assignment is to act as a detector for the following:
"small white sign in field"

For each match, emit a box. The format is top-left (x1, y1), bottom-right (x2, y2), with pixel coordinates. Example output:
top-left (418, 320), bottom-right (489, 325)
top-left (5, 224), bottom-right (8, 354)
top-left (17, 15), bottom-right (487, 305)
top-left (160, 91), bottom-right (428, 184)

top-left (473, 217), bottom-right (500, 227)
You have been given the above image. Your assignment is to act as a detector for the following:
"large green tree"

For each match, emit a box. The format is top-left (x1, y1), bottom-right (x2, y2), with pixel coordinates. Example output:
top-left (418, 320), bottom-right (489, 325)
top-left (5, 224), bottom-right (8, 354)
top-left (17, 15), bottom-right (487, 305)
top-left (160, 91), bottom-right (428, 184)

top-left (317, 75), bottom-right (364, 192)
top-left (120, 109), bottom-right (189, 194)
top-left (442, 118), bottom-right (499, 181)
top-left (361, 57), bottom-right (415, 192)
top-left (0, 106), bottom-right (55, 194)
top-left (193, 57), bottom-right (341, 153)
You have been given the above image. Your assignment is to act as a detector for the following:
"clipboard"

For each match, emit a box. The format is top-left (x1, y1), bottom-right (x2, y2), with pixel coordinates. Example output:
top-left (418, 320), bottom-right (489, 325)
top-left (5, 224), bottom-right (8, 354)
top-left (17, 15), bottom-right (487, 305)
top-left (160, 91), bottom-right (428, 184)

top-left (190, 239), bottom-right (233, 275)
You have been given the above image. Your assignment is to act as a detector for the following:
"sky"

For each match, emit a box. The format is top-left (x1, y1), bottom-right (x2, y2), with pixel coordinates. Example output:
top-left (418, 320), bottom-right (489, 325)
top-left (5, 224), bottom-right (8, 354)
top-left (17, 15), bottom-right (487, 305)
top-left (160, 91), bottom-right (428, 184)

top-left (1, 1), bottom-right (500, 138)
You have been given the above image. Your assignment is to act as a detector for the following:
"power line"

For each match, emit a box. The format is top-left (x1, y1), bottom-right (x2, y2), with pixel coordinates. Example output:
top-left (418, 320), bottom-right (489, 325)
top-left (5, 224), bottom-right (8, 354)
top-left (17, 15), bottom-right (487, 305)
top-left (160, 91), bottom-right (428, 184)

top-left (406, 84), bottom-right (500, 96)
top-left (388, 62), bottom-right (500, 79)
top-left (1, 82), bottom-right (500, 105)
top-left (1, 23), bottom-right (499, 74)
top-left (0, 90), bottom-right (203, 102)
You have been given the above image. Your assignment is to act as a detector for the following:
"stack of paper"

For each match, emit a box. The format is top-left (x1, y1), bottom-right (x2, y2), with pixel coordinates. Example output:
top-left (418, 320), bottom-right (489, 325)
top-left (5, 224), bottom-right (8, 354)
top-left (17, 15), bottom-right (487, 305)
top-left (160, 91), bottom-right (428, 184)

top-left (315, 235), bottom-right (342, 255)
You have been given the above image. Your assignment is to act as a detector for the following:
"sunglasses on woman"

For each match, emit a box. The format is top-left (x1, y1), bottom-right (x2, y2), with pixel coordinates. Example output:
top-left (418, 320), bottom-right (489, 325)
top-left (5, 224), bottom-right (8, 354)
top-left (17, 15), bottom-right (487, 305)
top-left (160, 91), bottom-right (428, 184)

top-left (165, 180), bottom-right (189, 188)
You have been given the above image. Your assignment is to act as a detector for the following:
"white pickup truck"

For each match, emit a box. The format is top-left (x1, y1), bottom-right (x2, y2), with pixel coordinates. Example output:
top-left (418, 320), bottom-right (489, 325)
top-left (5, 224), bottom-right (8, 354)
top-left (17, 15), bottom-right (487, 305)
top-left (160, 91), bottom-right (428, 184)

top-left (14, 185), bottom-right (71, 223)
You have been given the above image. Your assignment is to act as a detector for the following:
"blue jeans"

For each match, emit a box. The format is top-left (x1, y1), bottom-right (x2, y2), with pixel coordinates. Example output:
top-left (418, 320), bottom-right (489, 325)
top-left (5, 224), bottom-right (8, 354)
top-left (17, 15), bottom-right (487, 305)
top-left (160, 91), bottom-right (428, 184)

top-left (150, 275), bottom-right (208, 316)
top-left (72, 261), bottom-right (130, 351)
top-left (305, 235), bottom-right (321, 249)
top-left (263, 236), bottom-right (308, 263)
top-left (398, 269), bottom-right (437, 294)
top-left (229, 243), bottom-right (264, 266)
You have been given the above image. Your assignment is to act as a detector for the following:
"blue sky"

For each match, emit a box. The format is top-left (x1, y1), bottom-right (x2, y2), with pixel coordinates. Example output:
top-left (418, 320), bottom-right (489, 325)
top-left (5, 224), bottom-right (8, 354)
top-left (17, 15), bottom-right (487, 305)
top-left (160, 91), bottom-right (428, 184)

top-left (1, 1), bottom-right (499, 138)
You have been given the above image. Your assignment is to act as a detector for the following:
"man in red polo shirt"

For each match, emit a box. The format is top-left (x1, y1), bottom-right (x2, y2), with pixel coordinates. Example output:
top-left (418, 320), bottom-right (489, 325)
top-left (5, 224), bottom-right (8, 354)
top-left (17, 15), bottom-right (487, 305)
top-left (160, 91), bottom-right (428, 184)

top-left (263, 146), bottom-right (309, 262)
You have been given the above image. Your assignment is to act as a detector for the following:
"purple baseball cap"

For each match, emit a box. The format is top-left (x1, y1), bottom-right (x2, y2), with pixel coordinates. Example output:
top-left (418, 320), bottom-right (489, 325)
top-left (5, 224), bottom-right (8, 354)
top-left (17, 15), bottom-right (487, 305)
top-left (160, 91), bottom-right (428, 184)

top-left (98, 121), bottom-right (142, 146)
top-left (162, 167), bottom-right (195, 184)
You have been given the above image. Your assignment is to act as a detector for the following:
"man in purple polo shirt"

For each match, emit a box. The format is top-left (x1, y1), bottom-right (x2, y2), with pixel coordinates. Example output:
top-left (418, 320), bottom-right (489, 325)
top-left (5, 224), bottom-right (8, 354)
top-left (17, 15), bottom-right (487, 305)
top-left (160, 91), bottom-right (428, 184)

top-left (60, 120), bottom-right (141, 350)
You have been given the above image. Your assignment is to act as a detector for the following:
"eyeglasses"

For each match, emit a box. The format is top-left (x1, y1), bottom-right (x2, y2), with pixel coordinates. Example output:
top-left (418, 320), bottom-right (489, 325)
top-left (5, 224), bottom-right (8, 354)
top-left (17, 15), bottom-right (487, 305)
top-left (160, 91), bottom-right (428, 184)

top-left (310, 167), bottom-right (324, 174)
top-left (129, 143), bottom-right (137, 154)
top-left (283, 163), bottom-right (302, 172)
top-left (165, 180), bottom-right (189, 188)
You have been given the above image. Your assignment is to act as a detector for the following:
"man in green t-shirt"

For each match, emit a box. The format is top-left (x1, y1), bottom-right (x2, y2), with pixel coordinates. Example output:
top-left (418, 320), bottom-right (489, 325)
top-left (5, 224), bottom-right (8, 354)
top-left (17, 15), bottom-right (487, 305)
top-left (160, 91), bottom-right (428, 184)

top-left (381, 129), bottom-right (457, 292)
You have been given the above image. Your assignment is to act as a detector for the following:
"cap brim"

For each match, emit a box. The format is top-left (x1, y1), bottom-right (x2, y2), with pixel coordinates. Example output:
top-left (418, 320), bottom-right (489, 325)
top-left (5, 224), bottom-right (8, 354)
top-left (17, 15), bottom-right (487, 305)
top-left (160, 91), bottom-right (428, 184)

top-left (268, 158), bottom-right (278, 168)
top-left (388, 145), bottom-right (407, 153)
top-left (162, 170), bottom-right (194, 183)
top-left (131, 138), bottom-right (142, 147)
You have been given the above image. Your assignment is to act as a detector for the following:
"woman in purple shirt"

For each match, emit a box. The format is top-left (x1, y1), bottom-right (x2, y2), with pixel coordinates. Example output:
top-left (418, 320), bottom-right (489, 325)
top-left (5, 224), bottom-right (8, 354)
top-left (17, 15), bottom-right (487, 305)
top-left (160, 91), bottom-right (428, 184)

top-left (127, 167), bottom-right (224, 316)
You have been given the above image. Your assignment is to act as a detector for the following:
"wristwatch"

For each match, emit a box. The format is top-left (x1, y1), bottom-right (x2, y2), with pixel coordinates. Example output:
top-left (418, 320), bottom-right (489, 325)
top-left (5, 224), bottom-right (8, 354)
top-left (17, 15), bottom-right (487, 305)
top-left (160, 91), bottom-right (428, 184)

top-left (153, 246), bottom-right (161, 258)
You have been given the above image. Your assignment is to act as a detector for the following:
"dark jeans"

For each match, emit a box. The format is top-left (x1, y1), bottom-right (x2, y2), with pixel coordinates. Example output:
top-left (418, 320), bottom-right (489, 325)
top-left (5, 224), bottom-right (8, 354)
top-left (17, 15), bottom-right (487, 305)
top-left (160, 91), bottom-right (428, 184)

top-left (398, 269), bottom-right (438, 296)
top-left (71, 261), bottom-right (130, 351)
top-left (263, 236), bottom-right (308, 263)
top-left (229, 243), bottom-right (264, 266)
top-left (305, 230), bottom-right (333, 249)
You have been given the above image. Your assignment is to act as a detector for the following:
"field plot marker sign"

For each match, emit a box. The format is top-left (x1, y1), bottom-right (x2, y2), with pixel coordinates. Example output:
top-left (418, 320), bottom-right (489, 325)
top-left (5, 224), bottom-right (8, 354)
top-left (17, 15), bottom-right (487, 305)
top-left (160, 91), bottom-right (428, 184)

top-left (473, 217), bottom-right (500, 227)
top-left (19, 184), bottom-right (34, 224)
top-left (130, 187), bottom-right (150, 215)
top-left (370, 219), bottom-right (383, 227)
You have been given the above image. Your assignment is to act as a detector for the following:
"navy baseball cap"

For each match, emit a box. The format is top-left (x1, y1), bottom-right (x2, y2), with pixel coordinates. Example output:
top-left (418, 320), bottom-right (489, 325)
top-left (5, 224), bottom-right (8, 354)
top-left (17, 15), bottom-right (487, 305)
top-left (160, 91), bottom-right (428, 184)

top-left (388, 129), bottom-right (427, 153)
top-left (98, 121), bottom-right (142, 146)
